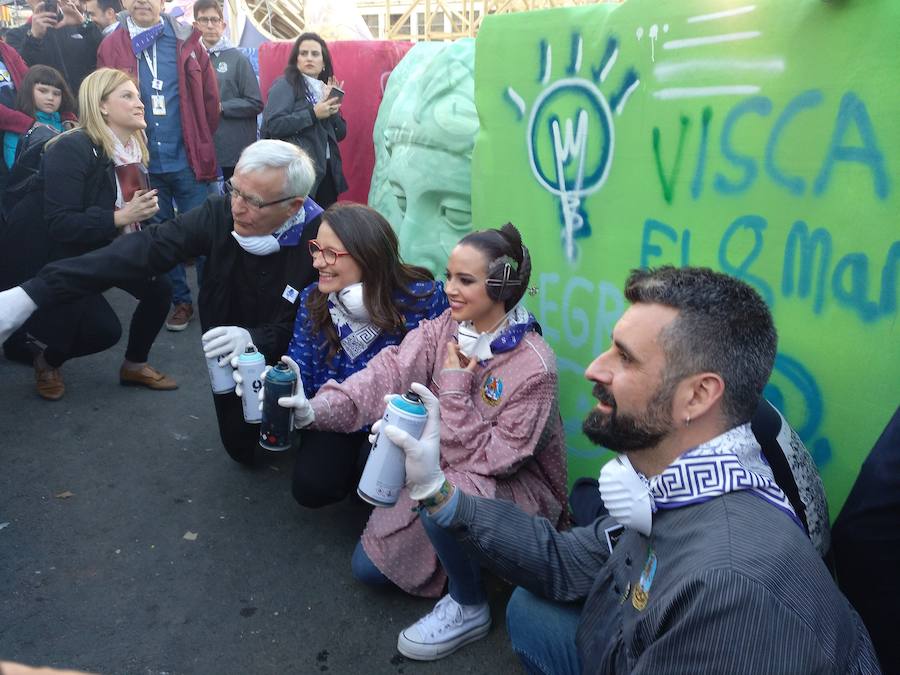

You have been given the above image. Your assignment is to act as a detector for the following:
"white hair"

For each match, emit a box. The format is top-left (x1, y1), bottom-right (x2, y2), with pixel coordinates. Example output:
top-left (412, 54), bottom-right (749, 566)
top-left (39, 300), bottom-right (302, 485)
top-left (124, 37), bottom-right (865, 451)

top-left (234, 140), bottom-right (316, 198)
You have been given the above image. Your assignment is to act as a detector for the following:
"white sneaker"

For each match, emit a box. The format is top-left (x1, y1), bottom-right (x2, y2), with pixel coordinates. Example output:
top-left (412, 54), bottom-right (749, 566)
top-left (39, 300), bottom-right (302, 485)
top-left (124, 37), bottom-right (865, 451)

top-left (397, 594), bottom-right (491, 661)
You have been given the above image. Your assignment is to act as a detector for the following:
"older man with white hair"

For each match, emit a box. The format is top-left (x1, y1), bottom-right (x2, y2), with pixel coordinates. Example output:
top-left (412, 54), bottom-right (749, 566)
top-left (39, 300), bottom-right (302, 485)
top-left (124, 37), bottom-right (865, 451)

top-left (0, 140), bottom-right (322, 466)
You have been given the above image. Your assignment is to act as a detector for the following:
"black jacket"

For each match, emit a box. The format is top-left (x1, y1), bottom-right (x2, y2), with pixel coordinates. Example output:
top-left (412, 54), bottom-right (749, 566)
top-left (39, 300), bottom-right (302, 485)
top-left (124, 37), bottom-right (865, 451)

top-left (21, 23), bottom-right (103, 94)
top-left (262, 76), bottom-right (348, 196)
top-left (0, 129), bottom-right (116, 292)
top-left (22, 196), bottom-right (321, 362)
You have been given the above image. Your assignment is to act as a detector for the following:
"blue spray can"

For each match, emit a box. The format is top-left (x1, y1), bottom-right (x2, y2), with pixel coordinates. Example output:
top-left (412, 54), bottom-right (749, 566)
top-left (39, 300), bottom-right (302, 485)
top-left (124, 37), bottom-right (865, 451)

top-left (357, 390), bottom-right (428, 507)
top-left (259, 362), bottom-right (297, 451)
top-left (236, 345), bottom-right (266, 423)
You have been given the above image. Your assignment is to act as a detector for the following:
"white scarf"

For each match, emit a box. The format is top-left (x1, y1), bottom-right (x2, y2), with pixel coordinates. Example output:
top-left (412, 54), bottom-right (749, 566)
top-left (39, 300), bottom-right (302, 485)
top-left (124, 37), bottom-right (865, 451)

top-left (126, 16), bottom-right (164, 40)
top-left (302, 73), bottom-right (326, 103)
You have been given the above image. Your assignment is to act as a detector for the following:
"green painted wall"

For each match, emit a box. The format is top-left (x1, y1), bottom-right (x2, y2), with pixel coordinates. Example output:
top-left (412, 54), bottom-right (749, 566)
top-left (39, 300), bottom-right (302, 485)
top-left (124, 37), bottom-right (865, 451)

top-left (472, 0), bottom-right (899, 516)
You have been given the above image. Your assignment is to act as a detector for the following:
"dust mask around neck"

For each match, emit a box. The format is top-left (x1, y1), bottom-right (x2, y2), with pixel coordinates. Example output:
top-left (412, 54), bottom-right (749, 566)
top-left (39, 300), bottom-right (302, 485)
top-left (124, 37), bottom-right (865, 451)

top-left (457, 311), bottom-right (510, 362)
top-left (231, 231), bottom-right (280, 256)
top-left (331, 283), bottom-right (369, 322)
top-left (597, 455), bottom-right (653, 536)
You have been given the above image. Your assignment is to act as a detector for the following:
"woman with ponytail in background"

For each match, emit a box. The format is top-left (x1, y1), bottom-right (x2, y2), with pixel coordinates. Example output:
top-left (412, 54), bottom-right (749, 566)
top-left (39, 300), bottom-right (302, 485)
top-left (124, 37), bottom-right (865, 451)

top-left (276, 222), bottom-right (568, 662)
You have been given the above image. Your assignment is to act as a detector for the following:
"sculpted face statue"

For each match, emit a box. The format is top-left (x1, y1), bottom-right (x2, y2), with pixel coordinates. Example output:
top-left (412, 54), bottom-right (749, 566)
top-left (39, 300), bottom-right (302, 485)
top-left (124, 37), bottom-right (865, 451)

top-left (368, 39), bottom-right (477, 275)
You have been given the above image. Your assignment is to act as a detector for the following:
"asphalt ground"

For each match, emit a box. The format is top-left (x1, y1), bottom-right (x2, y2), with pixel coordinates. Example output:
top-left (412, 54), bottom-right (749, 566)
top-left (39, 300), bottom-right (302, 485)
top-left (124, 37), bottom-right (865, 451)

top-left (0, 284), bottom-right (524, 675)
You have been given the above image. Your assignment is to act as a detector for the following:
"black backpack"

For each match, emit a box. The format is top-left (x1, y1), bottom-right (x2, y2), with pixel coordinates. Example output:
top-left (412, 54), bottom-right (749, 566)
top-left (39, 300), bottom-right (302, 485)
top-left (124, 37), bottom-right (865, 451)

top-left (1, 123), bottom-right (61, 218)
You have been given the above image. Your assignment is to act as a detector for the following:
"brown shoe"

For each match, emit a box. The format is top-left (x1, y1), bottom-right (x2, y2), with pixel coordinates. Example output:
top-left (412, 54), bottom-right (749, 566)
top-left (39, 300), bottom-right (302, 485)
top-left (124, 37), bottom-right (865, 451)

top-left (35, 360), bottom-right (65, 400)
top-left (119, 364), bottom-right (178, 390)
top-left (165, 303), bottom-right (194, 331)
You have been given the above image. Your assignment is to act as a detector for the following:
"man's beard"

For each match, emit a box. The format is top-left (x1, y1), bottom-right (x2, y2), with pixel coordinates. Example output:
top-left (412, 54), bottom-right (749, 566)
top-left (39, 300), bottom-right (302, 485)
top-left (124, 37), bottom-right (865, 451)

top-left (582, 381), bottom-right (674, 452)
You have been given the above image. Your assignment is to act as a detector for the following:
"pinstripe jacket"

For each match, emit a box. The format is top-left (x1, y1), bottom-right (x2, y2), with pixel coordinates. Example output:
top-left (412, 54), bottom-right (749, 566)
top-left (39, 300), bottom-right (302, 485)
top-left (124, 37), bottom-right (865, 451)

top-left (449, 489), bottom-right (880, 673)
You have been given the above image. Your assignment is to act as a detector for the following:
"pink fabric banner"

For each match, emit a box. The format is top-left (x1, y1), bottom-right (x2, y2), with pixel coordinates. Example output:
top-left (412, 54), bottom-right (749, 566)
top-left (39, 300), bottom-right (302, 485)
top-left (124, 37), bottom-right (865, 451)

top-left (258, 40), bottom-right (414, 205)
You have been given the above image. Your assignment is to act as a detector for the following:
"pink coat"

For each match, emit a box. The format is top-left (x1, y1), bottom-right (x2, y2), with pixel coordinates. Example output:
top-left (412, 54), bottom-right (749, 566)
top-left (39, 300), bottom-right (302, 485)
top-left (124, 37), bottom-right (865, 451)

top-left (310, 309), bottom-right (568, 597)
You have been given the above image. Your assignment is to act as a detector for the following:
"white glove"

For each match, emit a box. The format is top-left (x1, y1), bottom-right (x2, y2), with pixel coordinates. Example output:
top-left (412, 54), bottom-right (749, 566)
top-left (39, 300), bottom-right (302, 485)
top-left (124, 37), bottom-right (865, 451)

top-left (0, 286), bottom-right (38, 344)
top-left (202, 326), bottom-right (252, 364)
top-left (371, 382), bottom-right (445, 500)
top-left (275, 355), bottom-right (314, 428)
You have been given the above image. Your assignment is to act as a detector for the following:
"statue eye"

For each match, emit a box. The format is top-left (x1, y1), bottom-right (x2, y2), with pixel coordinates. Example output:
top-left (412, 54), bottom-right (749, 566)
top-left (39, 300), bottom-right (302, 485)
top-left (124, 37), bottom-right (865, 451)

top-left (439, 198), bottom-right (471, 230)
top-left (390, 184), bottom-right (407, 213)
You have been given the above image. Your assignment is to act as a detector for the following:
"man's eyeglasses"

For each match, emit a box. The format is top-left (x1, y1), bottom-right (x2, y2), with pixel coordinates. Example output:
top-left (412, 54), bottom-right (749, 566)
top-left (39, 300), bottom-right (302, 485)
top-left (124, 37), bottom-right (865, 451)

top-left (195, 16), bottom-right (222, 25)
top-left (224, 179), bottom-right (297, 210)
top-left (308, 240), bottom-right (351, 265)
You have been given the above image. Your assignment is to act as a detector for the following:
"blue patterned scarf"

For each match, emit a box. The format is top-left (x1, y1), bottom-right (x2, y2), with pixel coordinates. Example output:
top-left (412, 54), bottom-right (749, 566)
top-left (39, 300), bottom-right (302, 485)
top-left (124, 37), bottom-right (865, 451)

top-left (127, 17), bottom-right (165, 57)
top-left (646, 424), bottom-right (801, 527)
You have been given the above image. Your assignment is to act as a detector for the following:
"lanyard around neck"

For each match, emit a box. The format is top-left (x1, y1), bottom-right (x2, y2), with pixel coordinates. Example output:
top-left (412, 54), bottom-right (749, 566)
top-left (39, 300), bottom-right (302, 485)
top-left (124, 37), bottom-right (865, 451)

top-left (142, 42), bottom-right (158, 82)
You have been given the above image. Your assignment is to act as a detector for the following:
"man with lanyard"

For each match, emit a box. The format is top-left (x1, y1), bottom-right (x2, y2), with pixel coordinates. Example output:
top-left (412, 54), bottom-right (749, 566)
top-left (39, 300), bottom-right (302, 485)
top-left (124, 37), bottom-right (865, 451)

top-left (374, 266), bottom-right (881, 673)
top-left (192, 0), bottom-right (262, 184)
top-left (0, 141), bottom-right (322, 467)
top-left (97, 0), bottom-right (220, 333)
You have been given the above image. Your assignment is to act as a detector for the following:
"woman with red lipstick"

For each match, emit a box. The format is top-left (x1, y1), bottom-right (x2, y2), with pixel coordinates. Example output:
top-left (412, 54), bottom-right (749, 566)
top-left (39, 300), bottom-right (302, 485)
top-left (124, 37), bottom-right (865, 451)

top-left (262, 32), bottom-right (347, 208)
top-left (278, 222), bottom-right (567, 661)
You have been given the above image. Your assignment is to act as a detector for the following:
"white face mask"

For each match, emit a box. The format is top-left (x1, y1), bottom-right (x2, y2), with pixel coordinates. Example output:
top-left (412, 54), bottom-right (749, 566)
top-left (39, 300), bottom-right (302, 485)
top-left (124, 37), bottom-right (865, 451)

top-left (332, 282), bottom-right (369, 322)
top-left (457, 323), bottom-right (495, 361)
top-left (456, 305), bottom-right (524, 361)
top-left (598, 454), bottom-right (653, 536)
top-left (231, 231), bottom-right (280, 256)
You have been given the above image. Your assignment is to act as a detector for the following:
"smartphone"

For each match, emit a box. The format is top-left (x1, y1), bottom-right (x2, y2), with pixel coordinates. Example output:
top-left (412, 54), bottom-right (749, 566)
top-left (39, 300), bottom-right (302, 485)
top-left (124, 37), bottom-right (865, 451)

top-left (329, 86), bottom-right (345, 104)
top-left (43, 0), bottom-right (62, 19)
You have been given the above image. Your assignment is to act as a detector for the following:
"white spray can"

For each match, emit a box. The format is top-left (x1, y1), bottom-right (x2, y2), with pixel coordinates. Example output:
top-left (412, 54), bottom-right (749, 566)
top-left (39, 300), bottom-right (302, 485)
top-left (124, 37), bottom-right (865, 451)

top-left (357, 390), bottom-right (428, 507)
top-left (203, 336), bottom-right (236, 394)
top-left (236, 345), bottom-right (266, 423)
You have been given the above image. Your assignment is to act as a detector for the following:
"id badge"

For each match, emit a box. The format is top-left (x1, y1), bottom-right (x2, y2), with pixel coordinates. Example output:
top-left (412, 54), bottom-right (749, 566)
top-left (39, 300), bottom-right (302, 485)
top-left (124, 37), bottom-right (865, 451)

top-left (151, 78), bottom-right (163, 91)
top-left (151, 94), bottom-right (166, 116)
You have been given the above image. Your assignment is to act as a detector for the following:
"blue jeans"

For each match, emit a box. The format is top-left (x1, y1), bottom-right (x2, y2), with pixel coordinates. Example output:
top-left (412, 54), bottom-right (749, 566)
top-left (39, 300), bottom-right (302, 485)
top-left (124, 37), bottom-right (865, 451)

top-left (351, 508), bottom-right (486, 605)
top-left (150, 168), bottom-right (208, 305)
top-left (506, 587), bottom-right (582, 675)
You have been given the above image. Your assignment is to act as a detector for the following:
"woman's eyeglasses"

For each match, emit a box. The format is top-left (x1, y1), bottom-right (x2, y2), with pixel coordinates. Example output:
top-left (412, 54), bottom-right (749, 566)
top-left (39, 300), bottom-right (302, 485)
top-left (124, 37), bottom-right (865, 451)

top-left (308, 240), bottom-right (351, 265)
top-left (224, 179), bottom-right (298, 210)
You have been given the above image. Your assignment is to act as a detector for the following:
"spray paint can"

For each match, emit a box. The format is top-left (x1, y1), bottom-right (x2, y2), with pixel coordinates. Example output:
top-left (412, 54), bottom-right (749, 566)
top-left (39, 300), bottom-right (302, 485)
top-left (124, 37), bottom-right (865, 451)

top-left (203, 333), bottom-right (236, 394)
top-left (236, 345), bottom-right (266, 423)
top-left (259, 362), bottom-right (297, 451)
top-left (357, 390), bottom-right (428, 507)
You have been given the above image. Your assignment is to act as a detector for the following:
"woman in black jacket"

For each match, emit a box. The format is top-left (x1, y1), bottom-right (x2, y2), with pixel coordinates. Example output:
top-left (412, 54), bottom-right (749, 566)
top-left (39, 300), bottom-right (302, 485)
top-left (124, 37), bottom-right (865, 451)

top-left (262, 32), bottom-right (347, 208)
top-left (0, 68), bottom-right (175, 400)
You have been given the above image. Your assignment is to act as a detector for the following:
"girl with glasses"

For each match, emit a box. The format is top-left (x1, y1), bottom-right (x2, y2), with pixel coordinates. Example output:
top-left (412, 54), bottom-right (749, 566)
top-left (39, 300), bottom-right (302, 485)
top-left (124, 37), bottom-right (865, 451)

top-left (266, 202), bottom-right (448, 507)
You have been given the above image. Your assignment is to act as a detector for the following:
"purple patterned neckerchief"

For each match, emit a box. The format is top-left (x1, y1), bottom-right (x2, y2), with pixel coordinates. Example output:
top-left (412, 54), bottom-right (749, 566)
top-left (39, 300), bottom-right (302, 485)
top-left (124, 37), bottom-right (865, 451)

top-left (276, 197), bottom-right (323, 248)
top-left (129, 19), bottom-right (165, 57)
top-left (487, 305), bottom-right (538, 356)
top-left (645, 424), bottom-right (802, 528)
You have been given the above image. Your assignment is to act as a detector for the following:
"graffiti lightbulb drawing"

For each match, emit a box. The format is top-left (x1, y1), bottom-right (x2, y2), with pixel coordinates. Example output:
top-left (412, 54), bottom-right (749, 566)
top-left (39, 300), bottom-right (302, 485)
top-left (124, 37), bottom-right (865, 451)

top-left (506, 35), bottom-right (639, 261)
